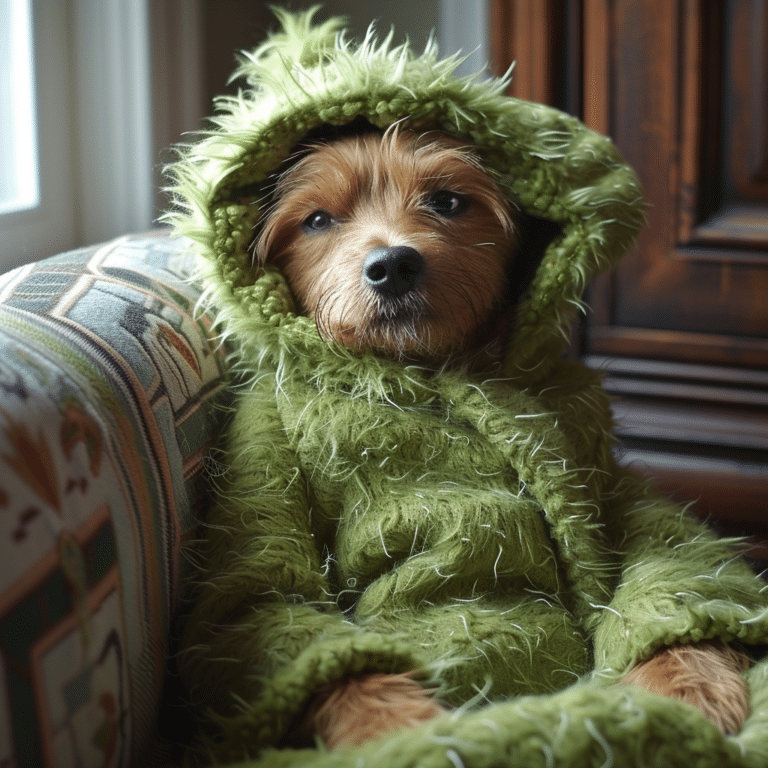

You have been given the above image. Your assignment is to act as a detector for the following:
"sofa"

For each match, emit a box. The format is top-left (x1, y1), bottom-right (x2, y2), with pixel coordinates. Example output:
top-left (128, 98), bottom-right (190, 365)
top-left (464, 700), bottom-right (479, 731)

top-left (0, 230), bottom-right (230, 767)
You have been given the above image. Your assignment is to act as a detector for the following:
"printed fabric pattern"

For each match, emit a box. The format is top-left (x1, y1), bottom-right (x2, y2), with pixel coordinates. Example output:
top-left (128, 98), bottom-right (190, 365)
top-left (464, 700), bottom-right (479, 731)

top-left (0, 231), bottom-right (229, 767)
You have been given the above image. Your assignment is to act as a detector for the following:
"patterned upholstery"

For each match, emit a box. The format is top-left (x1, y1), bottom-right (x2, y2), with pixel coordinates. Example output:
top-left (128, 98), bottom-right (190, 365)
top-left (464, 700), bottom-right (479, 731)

top-left (0, 231), bottom-right (230, 766)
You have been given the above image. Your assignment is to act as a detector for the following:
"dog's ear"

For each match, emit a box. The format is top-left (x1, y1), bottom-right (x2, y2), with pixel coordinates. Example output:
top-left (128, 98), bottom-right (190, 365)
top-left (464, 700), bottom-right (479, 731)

top-left (252, 212), bottom-right (280, 267)
top-left (251, 176), bottom-right (303, 268)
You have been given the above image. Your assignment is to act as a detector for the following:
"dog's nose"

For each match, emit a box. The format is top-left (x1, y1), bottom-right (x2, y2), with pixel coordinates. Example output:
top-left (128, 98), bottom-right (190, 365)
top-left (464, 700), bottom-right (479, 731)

top-left (363, 246), bottom-right (423, 297)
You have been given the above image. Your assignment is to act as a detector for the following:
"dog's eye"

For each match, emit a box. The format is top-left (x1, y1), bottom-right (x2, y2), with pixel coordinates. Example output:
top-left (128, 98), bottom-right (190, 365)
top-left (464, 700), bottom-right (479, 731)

top-left (303, 210), bottom-right (334, 231)
top-left (425, 191), bottom-right (470, 218)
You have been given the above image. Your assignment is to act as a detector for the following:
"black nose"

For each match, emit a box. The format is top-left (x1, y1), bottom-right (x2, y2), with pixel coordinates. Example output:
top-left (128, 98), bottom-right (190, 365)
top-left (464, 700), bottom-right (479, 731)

top-left (363, 246), bottom-right (423, 298)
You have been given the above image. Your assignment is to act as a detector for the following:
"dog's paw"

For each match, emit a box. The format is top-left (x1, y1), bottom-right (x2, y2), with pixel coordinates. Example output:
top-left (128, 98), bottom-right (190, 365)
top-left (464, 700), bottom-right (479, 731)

top-left (300, 671), bottom-right (446, 749)
top-left (622, 641), bottom-right (750, 734)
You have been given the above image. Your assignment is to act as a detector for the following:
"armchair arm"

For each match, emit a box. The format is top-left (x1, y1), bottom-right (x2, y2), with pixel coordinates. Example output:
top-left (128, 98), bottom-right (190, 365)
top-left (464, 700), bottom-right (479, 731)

top-left (0, 231), bottom-right (230, 767)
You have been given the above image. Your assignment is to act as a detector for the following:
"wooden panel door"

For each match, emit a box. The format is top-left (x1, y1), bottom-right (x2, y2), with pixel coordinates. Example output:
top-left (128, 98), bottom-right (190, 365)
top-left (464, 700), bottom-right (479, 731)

top-left (490, 0), bottom-right (768, 559)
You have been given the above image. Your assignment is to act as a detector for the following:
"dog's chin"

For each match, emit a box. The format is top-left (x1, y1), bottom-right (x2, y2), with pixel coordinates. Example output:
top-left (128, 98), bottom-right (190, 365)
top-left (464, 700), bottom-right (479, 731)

top-left (312, 294), bottom-right (446, 361)
top-left (311, 288), bottom-right (511, 365)
top-left (320, 317), bottom-right (443, 361)
top-left (323, 314), bottom-right (496, 365)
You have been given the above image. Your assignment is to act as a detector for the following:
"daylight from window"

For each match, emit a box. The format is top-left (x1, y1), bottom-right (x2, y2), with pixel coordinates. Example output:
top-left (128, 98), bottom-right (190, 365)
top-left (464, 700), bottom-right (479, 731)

top-left (0, 0), bottom-right (39, 215)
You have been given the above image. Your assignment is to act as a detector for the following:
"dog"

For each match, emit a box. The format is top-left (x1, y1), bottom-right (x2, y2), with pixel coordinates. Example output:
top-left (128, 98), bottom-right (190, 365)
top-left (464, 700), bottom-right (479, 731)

top-left (250, 126), bottom-right (751, 749)
top-left (256, 126), bottom-right (517, 365)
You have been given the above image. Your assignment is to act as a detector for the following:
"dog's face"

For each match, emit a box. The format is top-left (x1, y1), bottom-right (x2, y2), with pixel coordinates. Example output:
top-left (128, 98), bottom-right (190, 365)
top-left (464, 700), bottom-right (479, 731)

top-left (255, 127), bottom-right (517, 362)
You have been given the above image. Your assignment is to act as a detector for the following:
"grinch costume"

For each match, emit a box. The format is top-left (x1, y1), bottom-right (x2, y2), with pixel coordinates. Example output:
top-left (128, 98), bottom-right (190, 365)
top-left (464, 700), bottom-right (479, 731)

top-left (167, 9), bottom-right (768, 767)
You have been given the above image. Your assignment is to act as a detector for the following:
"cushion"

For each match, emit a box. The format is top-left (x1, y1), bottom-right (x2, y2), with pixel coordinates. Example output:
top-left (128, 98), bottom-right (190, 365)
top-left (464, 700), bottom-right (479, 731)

top-left (0, 231), bottom-right (229, 767)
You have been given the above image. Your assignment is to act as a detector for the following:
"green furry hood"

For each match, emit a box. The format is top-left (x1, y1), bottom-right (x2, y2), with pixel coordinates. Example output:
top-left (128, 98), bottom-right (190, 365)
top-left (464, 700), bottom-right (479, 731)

top-left (167, 7), bottom-right (644, 380)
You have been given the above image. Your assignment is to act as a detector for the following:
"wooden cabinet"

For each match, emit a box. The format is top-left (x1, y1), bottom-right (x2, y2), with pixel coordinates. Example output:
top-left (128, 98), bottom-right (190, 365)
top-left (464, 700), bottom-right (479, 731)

top-left (491, 0), bottom-right (768, 558)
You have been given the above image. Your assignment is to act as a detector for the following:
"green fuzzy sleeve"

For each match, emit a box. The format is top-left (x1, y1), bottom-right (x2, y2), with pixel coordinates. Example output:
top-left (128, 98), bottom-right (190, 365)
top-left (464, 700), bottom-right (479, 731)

top-left (593, 466), bottom-right (768, 677)
top-left (179, 376), bottom-right (423, 760)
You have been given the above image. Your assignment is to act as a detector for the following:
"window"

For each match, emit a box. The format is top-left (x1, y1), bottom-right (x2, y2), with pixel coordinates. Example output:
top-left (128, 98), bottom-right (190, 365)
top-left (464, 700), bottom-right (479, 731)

top-left (0, 0), bottom-right (39, 216)
top-left (0, 0), bottom-right (77, 271)
top-left (0, 0), bottom-right (162, 272)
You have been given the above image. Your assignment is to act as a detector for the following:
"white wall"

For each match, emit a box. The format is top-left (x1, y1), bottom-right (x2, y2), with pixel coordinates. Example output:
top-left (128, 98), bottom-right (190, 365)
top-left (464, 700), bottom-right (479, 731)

top-left (319, 0), bottom-right (440, 49)
top-left (309, 0), bottom-right (489, 76)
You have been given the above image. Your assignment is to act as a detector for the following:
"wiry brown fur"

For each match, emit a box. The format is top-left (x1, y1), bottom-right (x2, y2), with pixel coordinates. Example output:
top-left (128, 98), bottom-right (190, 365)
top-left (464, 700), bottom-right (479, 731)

top-left (295, 672), bottom-right (446, 749)
top-left (255, 128), bottom-right (751, 748)
top-left (622, 641), bottom-right (750, 735)
top-left (256, 126), bottom-right (517, 362)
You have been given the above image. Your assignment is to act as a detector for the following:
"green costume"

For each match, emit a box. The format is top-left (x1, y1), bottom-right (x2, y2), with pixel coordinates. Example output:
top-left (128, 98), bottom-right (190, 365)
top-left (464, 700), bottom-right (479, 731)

top-left (168, 9), bottom-right (768, 767)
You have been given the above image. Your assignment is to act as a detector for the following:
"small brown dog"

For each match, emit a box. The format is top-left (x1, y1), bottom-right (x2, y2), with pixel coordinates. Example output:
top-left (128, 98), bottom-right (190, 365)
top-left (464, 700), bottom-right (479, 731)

top-left (257, 126), bottom-right (517, 364)
top-left (255, 126), bottom-right (750, 748)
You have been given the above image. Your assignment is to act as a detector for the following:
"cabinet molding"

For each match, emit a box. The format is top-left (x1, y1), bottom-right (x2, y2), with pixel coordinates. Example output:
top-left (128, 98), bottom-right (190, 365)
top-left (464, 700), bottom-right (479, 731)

top-left (490, 0), bottom-right (768, 558)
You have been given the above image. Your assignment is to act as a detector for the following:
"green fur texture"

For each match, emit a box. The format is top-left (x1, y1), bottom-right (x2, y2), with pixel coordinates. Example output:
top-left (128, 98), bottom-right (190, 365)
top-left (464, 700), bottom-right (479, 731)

top-left (168, 8), bottom-right (768, 767)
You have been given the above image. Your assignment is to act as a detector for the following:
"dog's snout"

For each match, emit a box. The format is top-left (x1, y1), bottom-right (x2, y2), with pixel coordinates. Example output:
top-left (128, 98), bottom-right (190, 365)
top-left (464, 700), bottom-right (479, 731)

top-left (363, 246), bottom-right (423, 297)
